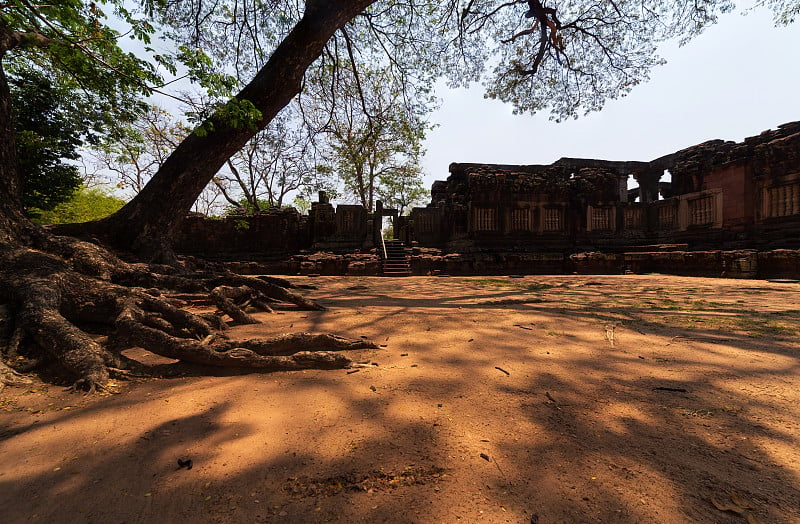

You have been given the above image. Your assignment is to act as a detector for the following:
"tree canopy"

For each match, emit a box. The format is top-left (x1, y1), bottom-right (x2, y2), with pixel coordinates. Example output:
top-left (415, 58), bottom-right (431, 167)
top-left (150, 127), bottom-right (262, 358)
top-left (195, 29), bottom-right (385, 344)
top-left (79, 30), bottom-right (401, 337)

top-left (0, 0), bottom-right (163, 234)
top-left (149, 0), bottom-right (741, 121)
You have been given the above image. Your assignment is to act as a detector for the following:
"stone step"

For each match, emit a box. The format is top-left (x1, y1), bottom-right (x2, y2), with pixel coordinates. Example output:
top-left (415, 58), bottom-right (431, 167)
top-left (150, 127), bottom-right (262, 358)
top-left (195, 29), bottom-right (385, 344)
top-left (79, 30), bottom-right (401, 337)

top-left (383, 270), bottom-right (412, 276)
top-left (382, 240), bottom-right (410, 276)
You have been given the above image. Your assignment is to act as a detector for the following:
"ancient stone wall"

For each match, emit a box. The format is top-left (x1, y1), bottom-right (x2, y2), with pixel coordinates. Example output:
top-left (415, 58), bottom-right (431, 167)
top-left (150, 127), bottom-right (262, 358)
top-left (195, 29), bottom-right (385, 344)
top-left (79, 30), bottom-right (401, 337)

top-left (174, 122), bottom-right (800, 277)
top-left (174, 208), bottom-right (306, 255)
top-left (410, 121), bottom-right (800, 253)
top-left (175, 200), bottom-right (379, 256)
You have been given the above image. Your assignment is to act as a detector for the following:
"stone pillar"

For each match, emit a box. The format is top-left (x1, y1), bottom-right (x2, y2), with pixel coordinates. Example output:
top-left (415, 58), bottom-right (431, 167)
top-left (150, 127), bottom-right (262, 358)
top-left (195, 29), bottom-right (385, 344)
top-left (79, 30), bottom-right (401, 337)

top-left (374, 200), bottom-right (384, 247)
top-left (634, 170), bottom-right (661, 203)
top-left (618, 175), bottom-right (628, 203)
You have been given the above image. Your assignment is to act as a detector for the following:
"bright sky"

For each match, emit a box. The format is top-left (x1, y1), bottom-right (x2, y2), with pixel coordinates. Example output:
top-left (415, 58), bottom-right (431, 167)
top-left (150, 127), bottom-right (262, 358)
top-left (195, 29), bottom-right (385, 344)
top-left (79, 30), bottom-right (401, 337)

top-left (421, 5), bottom-right (800, 189)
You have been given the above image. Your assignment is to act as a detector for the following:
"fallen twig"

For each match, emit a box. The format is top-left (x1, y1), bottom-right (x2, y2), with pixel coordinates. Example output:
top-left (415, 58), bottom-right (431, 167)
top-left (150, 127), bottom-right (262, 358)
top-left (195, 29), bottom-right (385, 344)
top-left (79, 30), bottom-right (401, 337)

top-left (479, 453), bottom-right (509, 480)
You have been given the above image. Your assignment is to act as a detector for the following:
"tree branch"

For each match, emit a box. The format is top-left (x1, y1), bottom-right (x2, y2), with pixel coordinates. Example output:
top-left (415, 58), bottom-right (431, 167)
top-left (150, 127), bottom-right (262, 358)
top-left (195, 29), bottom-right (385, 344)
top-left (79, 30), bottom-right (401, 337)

top-left (0, 27), bottom-right (59, 54)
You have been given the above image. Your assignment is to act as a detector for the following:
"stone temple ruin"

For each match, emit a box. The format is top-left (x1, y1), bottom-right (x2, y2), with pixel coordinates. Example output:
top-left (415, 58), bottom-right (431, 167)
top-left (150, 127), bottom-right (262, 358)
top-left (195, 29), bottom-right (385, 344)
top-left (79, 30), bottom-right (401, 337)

top-left (175, 122), bottom-right (800, 278)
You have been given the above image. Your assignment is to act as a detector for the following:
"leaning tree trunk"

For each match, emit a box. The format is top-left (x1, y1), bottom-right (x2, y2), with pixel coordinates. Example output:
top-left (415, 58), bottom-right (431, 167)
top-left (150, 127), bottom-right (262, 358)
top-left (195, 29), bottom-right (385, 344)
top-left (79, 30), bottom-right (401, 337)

top-left (75, 0), bottom-right (375, 260)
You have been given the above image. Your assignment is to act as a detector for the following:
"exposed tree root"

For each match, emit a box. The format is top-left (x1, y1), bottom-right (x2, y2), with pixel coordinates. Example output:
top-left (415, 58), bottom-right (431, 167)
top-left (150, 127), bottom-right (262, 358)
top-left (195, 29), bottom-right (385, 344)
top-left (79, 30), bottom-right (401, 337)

top-left (0, 235), bottom-right (378, 391)
top-left (0, 359), bottom-right (32, 390)
top-left (210, 285), bottom-right (269, 324)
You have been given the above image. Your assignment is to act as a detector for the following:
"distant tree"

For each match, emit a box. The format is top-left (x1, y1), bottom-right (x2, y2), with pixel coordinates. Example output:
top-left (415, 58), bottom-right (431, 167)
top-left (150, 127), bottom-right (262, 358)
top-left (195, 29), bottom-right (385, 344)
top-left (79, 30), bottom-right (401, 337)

top-left (376, 165), bottom-right (430, 216)
top-left (309, 64), bottom-right (434, 211)
top-left (91, 105), bottom-right (189, 197)
top-left (32, 186), bottom-right (125, 225)
top-left (216, 108), bottom-right (316, 212)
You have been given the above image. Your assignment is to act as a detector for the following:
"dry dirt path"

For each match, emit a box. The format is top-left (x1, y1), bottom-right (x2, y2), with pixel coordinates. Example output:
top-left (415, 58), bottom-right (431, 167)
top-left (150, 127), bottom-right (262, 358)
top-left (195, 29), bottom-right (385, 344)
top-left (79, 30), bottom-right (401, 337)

top-left (1, 275), bottom-right (799, 523)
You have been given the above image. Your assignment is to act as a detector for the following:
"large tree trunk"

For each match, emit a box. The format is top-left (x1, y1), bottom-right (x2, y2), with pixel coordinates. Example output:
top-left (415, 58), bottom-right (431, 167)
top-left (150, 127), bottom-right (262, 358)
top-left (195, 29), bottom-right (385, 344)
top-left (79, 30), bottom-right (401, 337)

top-left (82, 0), bottom-right (374, 260)
top-left (0, 52), bottom-right (33, 245)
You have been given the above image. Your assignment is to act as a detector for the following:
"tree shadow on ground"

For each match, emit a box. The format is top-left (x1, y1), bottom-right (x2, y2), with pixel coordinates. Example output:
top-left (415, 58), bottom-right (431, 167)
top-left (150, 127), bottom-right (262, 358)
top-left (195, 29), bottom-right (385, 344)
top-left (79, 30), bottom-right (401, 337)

top-left (1, 275), bottom-right (799, 522)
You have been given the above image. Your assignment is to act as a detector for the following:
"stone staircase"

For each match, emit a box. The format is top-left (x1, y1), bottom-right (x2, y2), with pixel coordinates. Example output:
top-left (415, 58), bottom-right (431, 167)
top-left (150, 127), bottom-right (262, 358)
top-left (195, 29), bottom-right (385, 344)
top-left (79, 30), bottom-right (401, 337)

top-left (382, 239), bottom-right (411, 276)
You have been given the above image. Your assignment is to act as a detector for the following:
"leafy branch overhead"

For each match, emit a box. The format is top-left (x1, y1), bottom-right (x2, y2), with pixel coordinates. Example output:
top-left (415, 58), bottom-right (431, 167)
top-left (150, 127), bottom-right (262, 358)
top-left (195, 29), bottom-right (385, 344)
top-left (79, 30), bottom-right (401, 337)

top-left (453, 0), bottom-right (737, 119)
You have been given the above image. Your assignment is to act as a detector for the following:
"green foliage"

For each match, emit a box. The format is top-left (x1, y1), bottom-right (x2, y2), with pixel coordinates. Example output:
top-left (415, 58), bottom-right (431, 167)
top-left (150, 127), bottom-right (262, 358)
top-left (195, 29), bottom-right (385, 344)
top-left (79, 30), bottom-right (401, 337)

top-left (9, 70), bottom-right (83, 211)
top-left (292, 196), bottom-right (312, 214)
top-left (2, 1), bottom-right (161, 113)
top-left (177, 46), bottom-right (239, 98)
top-left (194, 98), bottom-right (263, 137)
top-left (232, 219), bottom-right (250, 231)
top-left (225, 199), bottom-right (272, 216)
top-left (31, 186), bottom-right (126, 224)
top-left (2, 0), bottom-right (167, 212)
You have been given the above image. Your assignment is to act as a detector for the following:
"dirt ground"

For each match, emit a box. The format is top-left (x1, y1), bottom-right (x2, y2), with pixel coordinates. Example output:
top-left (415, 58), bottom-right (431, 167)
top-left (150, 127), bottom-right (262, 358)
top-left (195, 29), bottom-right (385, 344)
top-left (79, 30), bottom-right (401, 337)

top-left (1, 274), bottom-right (799, 523)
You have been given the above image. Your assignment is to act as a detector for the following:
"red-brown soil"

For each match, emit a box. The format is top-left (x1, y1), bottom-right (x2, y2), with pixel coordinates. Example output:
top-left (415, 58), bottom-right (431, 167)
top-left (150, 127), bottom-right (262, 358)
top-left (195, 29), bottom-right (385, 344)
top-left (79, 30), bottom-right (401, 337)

top-left (2, 275), bottom-right (799, 523)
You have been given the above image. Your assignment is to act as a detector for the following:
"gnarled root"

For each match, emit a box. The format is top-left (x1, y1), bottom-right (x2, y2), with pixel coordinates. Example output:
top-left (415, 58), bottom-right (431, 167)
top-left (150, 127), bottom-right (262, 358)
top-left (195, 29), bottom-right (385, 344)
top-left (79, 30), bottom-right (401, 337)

top-left (229, 333), bottom-right (379, 356)
top-left (210, 285), bottom-right (268, 324)
top-left (17, 279), bottom-right (111, 391)
top-left (212, 275), bottom-right (325, 311)
top-left (115, 300), bottom-right (374, 371)
top-left (0, 237), bottom-right (370, 391)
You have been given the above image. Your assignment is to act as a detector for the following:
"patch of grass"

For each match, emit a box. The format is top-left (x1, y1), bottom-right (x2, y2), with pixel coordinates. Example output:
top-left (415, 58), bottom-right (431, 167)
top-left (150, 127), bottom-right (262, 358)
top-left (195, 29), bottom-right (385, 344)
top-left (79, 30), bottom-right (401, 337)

top-left (681, 409), bottom-right (715, 418)
top-left (463, 278), bottom-right (515, 287)
top-left (525, 283), bottom-right (555, 291)
top-left (647, 310), bottom-right (799, 339)
top-left (737, 318), bottom-right (798, 338)
top-left (681, 405), bottom-right (742, 418)
top-left (658, 299), bottom-right (682, 310)
top-left (463, 278), bottom-right (555, 292)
